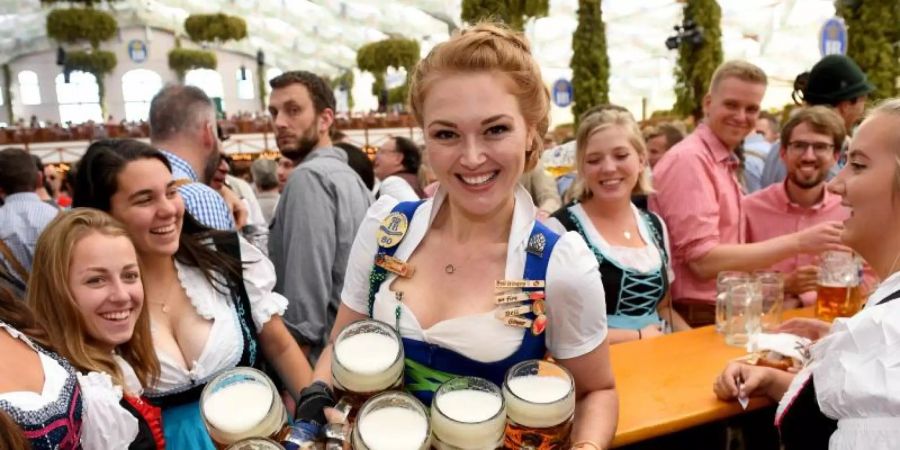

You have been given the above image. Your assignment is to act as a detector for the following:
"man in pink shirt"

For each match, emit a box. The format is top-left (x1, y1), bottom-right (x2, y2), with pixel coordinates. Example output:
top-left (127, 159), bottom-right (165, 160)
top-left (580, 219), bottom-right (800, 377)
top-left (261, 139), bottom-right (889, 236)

top-left (651, 61), bottom-right (844, 326)
top-left (743, 106), bottom-right (849, 307)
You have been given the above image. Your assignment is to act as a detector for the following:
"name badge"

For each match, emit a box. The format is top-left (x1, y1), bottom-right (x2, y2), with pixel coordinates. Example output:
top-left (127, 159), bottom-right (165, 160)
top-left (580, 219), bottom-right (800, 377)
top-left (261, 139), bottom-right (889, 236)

top-left (495, 279), bottom-right (545, 290)
top-left (495, 291), bottom-right (545, 305)
top-left (374, 254), bottom-right (414, 278)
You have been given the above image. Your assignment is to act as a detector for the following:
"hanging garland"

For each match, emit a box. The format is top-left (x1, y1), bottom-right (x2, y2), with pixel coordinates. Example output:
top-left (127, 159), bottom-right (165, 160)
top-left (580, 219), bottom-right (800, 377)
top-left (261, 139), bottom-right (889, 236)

top-left (184, 13), bottom-right (248, 43)
top-left (356, 38), bottom-right (419, 107)
top-left (331, 70), bottom-right (355, 110)
top-left (64, 50), bottom-right (116, 75)
top-left (2, 64), bottom-right (13, 123)
top-left (168, 48), bottom-right (217, 81)
top-left (46, 8), bottom-right (117, 48)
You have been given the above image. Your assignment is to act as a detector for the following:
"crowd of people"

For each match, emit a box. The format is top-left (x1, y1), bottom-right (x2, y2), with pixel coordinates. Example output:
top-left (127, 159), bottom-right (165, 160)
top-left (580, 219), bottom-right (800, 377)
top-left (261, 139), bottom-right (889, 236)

top-left (1, 20), bottom-right (899, 450)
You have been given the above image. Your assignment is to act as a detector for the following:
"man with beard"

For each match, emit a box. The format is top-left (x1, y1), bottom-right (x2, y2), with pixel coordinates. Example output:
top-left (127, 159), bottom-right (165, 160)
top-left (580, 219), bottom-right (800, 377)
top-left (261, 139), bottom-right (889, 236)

top-left (149, 85), bottom-right (235, 229)
top-left (267, 71), bottom-right (372, 357)
top-left (651, 61), bottom-right (844, 326)
top-left (742, 107), bottom-right (850, 308)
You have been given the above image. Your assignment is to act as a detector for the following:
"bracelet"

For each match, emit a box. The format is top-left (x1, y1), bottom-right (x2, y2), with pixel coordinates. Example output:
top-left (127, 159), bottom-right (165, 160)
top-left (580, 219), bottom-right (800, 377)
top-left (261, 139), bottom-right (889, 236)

top-left (572, 441), bottom-right (602, 450)
top-left (638, 329), bottom-right (642, 340)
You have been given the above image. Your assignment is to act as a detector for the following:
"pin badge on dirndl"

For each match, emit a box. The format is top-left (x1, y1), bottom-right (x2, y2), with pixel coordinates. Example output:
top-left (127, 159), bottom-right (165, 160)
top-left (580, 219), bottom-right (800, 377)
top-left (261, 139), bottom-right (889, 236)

top-left (376, 212), bottom-right (409, 248)
top-left (526, 232), bottom-right (546, 257)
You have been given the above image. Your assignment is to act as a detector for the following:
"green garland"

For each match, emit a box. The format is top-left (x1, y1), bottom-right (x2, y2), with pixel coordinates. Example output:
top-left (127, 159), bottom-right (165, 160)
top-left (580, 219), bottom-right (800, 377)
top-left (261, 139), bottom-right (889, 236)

top-left (836, 0), bottom-right (900, 101)
top-left (64, 50), bottom-right (116, 75)
top-left (46, 8), bottom-right (117, 48)
top-left (357, 38), bottom-right (419, 106)
top-left (571, 0), bottom-right (610, 124)
top-left (331, 71), bottom-right (355, 110)
top-left (461, 0), bottom-right (548, 30)
top-left (257, 62), bottom-right (266, 111)
top-left (2, 64), bottom-right (13, 124)
top-left (184, 13), bottom-right (248, 43)
top-left (167, 48), bottom-right (217, 82)
top-left (673, 0), bottom-right (723, 120)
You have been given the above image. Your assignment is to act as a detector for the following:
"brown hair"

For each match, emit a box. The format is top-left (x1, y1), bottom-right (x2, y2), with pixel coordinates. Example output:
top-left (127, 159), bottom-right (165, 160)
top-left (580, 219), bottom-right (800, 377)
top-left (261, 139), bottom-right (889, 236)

top-left (643, 123), bottom-right (685, 150)
top-left (709, 60), bottom-right (768, 94)
top-left (27, 209), bottom-right (159, 389)
top-left (408, 22), bottom-right (549, 172)
top-left (0, 286), bottom-right (48, 348)
top-left (572, 109), bottom-right (653, 201)
top-left (0, 409), bottom-right (31, 450)
top-left (780, 106), bottom-right (846, 153)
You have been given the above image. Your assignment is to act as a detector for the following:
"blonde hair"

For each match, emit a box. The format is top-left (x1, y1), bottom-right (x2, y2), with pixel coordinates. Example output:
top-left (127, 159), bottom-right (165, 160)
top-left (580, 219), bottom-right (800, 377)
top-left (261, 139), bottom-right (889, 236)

top-left (408, 22), bottom-right (550, 172)
top-left (867, 98), bottom-right (900, 193)
top-left (709, 60), bottom-right (768, 94)
top-left (572, 109), bottom-right (653, 201)
top-left (27, 208), bottom-right (159, 389)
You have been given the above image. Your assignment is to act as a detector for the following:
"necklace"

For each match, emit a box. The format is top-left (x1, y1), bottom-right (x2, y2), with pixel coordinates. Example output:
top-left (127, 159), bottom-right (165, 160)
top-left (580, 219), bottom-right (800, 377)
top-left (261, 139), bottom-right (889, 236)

top-left (445, 264), bottom-right (456, 274)
top-left (623, 230), bottom-right (633, 240)
top-left (149, 300), bottom-right (170, 314)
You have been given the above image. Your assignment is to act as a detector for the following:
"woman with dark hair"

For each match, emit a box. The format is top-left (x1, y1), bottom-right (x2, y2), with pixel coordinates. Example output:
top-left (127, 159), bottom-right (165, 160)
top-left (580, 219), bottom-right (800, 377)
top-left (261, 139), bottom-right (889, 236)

top-left (73, 139), bottom-right (312, 449)
top-left (373, 135), bottom-right (425, 200)
top-left (0, 286), bottom-right (84, 449)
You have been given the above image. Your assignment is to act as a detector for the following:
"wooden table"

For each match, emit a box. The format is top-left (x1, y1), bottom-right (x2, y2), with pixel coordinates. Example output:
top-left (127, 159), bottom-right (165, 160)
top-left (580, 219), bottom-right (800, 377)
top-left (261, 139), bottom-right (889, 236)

top-left (610, 307), bottom-right (815, 447)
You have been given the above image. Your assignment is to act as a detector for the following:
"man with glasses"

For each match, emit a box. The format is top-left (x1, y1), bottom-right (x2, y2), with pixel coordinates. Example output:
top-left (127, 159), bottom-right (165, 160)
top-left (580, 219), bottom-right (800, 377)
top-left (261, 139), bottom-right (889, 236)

top-left (742, 107), bottom-right (851, 308)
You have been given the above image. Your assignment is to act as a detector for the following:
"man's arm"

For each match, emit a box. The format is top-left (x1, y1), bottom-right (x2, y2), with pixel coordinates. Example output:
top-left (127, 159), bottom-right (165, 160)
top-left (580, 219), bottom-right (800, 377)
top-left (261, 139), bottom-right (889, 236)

top-left (271, 169), bottom-right (336, 348)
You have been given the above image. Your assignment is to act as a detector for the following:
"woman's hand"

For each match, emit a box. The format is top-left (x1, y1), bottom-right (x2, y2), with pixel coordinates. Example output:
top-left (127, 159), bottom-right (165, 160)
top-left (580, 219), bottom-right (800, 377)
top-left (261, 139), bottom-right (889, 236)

top-left (639, 323), bottom-right (664, 340)
top-left (776, 318), bottom-right (831, 341)
top-left (714, 362), bottom-right (776, 401)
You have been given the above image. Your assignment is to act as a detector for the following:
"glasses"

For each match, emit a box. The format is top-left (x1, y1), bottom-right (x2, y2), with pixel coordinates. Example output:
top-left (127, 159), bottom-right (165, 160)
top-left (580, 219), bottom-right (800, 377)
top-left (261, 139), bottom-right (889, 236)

top-left (786, 141), bottom-right (835, 155)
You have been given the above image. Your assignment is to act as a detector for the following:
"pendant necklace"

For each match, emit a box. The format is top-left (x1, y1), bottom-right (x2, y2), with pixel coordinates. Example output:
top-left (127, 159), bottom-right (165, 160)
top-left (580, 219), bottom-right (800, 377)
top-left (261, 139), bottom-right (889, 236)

top-left (623, 230), bottom-right (633, 240)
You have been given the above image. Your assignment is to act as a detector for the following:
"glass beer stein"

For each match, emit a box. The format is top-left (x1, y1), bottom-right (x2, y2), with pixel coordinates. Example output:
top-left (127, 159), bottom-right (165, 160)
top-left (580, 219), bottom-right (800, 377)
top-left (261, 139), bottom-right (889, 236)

top-left (200, 367), bottom-right (287, 449)
top-left (502, 360), bottom-right (576, 449)
top-left (351, 391), bottom-right (431, 450)
top-left (431, 377), bottom-right (506, 450)
top-left (816, 251), bottom-right (862, 321)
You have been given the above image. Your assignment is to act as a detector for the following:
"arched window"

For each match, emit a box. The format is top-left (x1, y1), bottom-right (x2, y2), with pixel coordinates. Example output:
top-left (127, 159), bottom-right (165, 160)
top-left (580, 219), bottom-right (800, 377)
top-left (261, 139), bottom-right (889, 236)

top-left (55, 71), bottom-right (102, 124)
top-left (18, 70), bottom-right (41, 105)
top-left (264, 67), bottom-right (283, 96)
top-left (122, 69), bottom-right (162, 121)
top-left (236, 67), bottom-right (255, 100)
top-left (185, 69), bottom-right (225, 112)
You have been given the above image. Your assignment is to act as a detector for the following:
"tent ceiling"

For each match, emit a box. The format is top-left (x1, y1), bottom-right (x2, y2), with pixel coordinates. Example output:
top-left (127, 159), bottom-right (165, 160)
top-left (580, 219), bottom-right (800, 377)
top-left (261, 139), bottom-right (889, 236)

top-left (0, 0), bottom-right (839, 112)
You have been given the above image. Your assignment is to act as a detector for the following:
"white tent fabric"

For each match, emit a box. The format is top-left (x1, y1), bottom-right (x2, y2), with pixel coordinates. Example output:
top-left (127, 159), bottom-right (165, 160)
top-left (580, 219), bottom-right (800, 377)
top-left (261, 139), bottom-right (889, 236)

top-left (0, 0), bottom-right (841, 122)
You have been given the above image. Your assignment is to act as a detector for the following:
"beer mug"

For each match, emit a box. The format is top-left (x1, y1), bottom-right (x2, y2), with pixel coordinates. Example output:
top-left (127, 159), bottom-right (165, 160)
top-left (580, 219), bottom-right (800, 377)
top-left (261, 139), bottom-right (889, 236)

top-left (331, 319), bottom-right (404, 422)
top-left (716, 271), bottom-right (751, 333)
top-left (724, 280), bottom-right (762, 348)
top-left (755, 271), bottom-right (784, 331)
top-left (431, 377), bottom-right (506, 450)
top-left (200, 367), bottom-right (287, 448)
top-left (502, 360), bottom-right (576, 449)
top-left (351, 391), bottom-right (431, 450)
top-left (816, 251), bottom-right (861, 321)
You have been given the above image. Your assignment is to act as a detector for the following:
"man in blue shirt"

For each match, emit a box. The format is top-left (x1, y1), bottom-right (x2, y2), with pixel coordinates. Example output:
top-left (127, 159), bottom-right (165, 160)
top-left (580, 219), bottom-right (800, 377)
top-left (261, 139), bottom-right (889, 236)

top-left (148, 85), bottom-right (235, 230)
top-left (0, 148), bottom-right (59, 293)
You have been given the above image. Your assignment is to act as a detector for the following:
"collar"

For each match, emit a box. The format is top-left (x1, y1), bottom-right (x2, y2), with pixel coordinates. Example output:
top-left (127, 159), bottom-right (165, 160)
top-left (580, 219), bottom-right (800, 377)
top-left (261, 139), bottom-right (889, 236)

top-left (867, 271), bottom-right (900, 308)
top-left (160, 150), bottom-right (199, 182)
top-left (429, 185), bottom-right (538, 251)
top-left (300, 146), bottom-right (347, 165)
top-left (3, 192), bottom-right (41, 204)
top-left (697, 123), bottom-right (738, 165)
top-left (775, 180), bottom-right (834, 211)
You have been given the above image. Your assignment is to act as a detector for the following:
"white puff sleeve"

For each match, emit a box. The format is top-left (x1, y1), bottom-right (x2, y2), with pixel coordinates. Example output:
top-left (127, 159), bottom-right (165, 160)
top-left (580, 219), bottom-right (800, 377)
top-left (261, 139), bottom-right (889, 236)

top-left (341, 195), bottom-right (400, 315)
top-left (77, 371), bottom-right (139, 450)
top-left (545, 231), bottom-right (608, 360)
top-left (238, 236), bottom-right (289, 330)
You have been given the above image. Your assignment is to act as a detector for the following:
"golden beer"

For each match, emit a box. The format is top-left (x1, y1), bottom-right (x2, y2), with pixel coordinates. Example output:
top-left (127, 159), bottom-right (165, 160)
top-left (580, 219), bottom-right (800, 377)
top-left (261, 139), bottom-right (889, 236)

top-left (816, 284), bottom-right (863, 321)
top-left (543, 165), bottom-right (572, 178)
top-left (502, 361), bottom-right (576, 450)
top-left (331, 319), bottom-right (404, 424)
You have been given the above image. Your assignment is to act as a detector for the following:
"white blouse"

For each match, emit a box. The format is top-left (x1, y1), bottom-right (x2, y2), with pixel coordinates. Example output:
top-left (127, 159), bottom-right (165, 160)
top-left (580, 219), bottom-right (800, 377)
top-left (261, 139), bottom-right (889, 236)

top-left (545, 202), bottom-right (675, 280)
top-left (0, 324), bottom-right (138, 449)
top-left (147, 237), bottom-right (288, 395)
top-left (776, 271), bottom-right (900, 449)
top-left (341, 186), bottom-right (608, 362)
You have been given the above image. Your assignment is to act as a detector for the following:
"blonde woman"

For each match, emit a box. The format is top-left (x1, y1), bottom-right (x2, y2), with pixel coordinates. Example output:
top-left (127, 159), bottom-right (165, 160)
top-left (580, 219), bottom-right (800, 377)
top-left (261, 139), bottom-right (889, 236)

top-left (547, 110), bottom-right (690, 343)
top-left (28, 209), bottom-right (163, 449)
top-left (312, 23), bottom-right (617, 449)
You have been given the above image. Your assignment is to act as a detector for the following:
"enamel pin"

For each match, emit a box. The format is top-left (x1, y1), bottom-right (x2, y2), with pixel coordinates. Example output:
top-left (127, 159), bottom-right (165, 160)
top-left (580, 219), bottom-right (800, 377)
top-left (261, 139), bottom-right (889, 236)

top-left (376, 212), bottom-right (409, 248)
top-left (374, 254), bottom-right (414, 278)
top-left (526, 232), bottom-right (546, 257)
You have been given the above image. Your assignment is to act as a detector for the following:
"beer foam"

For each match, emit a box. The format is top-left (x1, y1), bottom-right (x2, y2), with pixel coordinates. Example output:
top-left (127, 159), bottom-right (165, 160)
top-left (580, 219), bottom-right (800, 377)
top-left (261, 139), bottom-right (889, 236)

top-left (203, 381), bottom-right (273, 434)
top-left (504, 375), bottom-right (575, 428)
top-left (432, 390), bottom-right (505, 448)
top-left (333, 332), bottom-right (403, 392)
top-left (358, 406), bottom-right (429, 450)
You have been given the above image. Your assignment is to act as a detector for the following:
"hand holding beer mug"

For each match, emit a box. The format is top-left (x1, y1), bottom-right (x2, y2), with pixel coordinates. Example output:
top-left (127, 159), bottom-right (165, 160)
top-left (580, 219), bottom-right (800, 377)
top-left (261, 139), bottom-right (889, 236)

top-left (351, 391), bottom-right (431, 450)
top-left (431, 377), bottom-right (506, 450)
top-left (815, 251), bottom-right (861, 321)
top-left (200, 367), bottom-right (288, 448)
top-left (503, 360), bottom-right (576, 449)
top-left (331, 319), bottom-right (404, 423)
